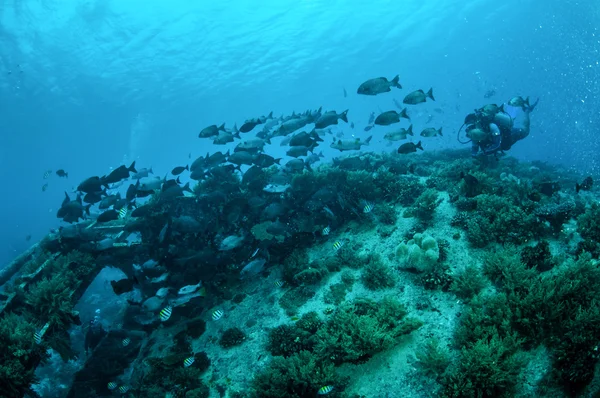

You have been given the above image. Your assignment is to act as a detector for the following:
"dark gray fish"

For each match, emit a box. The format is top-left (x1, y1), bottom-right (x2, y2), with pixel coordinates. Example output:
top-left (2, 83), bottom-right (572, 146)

top-left (314, 110), bottom-right (348, 129)
top-left (357, 75), bottom-right (402, 95)
top-left (403, 88), bottom-right (435, 105)
top-left (286, 145), bottom-right (313, 158)
top-left (576, 176), bottom-right (593, 193)
top-left (103, 161), bottom-right (137, 185)
top-left (397, 141), bottom-right (423, 154)
top-left (199, 123), bottom-right (225, 138)
top-left (364, 125), bottom-right (374, 132)
top-left (57, 192), bottom-right (90, 223)
top-left (77, 176), bottom-right (105, 194)
top-left (56, 169), bottom-right (68, 178)
top-left (253, 154), bottom-right (281, 168)
top-left (83, 190), bottom-right (106, 204)
top-left (343, 88), bottom-right (347, 98)
top-left (284, 158), bottom-right (312, 173)
top-left (213, 130), bottom-right (240, 145)
top-left (171, 165), bottom-right (189, 176)
top-left (97, 209), bottom-right (119, 223)
top-left (99, 193), bottom-right (121, 209)
top-left (289, 130), bottom-right (323, 147)
top-left (131, 205), bottom-right (151, 217)
top-left (375, 109), bottom-right (409, 126)
top-left (228, 151), bottom-right (255, 166)
top-left (420, 127), bottom-right (443, 137)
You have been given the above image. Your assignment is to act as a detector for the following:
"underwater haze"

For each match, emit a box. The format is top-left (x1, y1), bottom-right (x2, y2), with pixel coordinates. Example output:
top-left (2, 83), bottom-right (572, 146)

top-left (0, 0), bottom-right (599, 268)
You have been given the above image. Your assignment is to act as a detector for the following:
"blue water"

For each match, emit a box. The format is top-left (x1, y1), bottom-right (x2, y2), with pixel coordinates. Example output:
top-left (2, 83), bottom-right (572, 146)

top-left (1, 0), bottom-right (598, 267)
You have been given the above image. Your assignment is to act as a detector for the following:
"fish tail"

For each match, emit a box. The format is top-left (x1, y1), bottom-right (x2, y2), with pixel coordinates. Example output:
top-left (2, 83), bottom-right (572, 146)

top-left (416, 141), bottom-right (424, 151)
top-left (400, 108), bottom-right (410, 120)
top-left (340, 109), bottom-right (349, 123)
top-left (129, 161), bottom-right (137, 173)
top-left (438, 127), bottom-right (443, 136)
top-left (391, 75), bottom-right (402, 89)
top-left (407, 125), bottom-right (413, 136)
top-left (427, 87), bottom-right (435, 101)
top-left (218, 123), bottom-right (226, 131)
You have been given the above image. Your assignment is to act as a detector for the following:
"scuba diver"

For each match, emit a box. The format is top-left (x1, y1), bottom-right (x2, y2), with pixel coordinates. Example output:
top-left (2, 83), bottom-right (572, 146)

top-left (459, 96), bottom-right (539, 157)
top-left (84, 311), bottom-right (107, 355)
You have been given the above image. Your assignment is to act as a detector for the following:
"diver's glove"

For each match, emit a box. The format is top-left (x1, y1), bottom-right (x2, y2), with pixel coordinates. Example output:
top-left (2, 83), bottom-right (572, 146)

top-left (523, 97), bottom-right (539, 113)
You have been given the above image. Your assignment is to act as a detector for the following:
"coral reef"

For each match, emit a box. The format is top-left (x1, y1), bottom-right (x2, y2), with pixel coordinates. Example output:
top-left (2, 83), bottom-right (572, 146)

top-left (396, 232), bottom-right (440, 272)
top-left (219, 327), bottom-right (247, 348)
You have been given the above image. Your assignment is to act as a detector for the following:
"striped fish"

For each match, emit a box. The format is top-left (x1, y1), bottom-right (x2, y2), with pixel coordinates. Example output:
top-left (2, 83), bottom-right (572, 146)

top-left (33, 331), bottom-right (43, 345)
top-left (332, 241), bottom-right (344, 251)
top-left (322, 225), bottom-right (330, 236)
top-left (183, 356), bottom-right (195, 367)
top-left (118, 207), bottom-right (127, 219)
top-left (107, 382), bottom-right (117, 390)
top-left (118, 385), bottom-right (130, 394)
top-left (363, 202), bottom-right (374, 213)
top-left (122, 338), bottom-right (131, 347)
top-left (159, 306), bottom-right (172, 322)
top-left (212, 309), bottom-right (224, 321)
top-left (318, 385), bottom-right (334, 395)
top-left (274, 280), bottom-right (285, 288)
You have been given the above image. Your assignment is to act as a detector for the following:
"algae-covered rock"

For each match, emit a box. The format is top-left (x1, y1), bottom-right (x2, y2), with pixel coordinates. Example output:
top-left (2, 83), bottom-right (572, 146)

top-left (396, 233), bottom-right (439, 272)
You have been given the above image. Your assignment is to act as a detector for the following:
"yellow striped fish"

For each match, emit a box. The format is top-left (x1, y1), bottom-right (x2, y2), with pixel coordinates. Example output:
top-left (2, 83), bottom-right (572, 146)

top-left (183, 356), bottom-right (195, 367)
top-left (363, 201), bottom-right (374, 213)
top-left (318, 385), bottom-right (334, 395)
top-left (274, 280), bottom-right (285, 288)
top-left (118, 385), bottom-right (130, 394)
top-left (118, 207), bottom-right (127, 219)
top-left (332, 241), bottom-right (344, 251)
top-left (107, 382), bottom-right (117, 390)
top-left (212, 309), bottom-right (224, 321)
top-left (159, 306), bottom-right (172, 322)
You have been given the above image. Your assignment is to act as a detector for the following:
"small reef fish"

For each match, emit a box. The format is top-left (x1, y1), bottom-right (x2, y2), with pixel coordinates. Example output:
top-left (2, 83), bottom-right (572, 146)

top-left (159, 306), bottom-right (172, 322)
top-left (397, 141), bottom-right (424, 154)
top-left (332, 241), bottom-right (344, 251)
top-left (178, 282), bottom-right (202, 295)
top-left (122, 338), bottom-right (131, 347)
top-left (318, 385), bottom-right (334, 395)
top-left (363, 202), bottom-right (374, 213)
top-left (56, 169), bottom-right (68, 178)
top-left (212, 309), bottom-right (224, 321)
top-left (274, 280), bottom-right (285, 288)
top-left (118, 386), bottom-right (130, 394)
top-left (403, 88), bottom-right (435, 105)
top-left (42, 183), bottom-right (48, 192)
top-left (184, 357), bottom-right (195, 367)
top-left (118, 207), bottom-right (127, 219)
top-left (107, 382), bottom-right (117, 390)
top-left (322, 225), bottom-right (330, 236)
top-left (357, 75), bottom-right (402, 95)
top-left (43, 170), bottom-right (52, 179)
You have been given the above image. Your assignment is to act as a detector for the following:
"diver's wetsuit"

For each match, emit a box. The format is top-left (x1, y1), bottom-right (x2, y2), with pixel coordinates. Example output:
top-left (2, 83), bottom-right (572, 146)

top-left (471, 108), bottom-right (532, 156)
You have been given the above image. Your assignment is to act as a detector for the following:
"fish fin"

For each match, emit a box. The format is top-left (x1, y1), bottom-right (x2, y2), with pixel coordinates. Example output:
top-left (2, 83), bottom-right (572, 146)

top-left (185, 165), bottom-right (189, 171)
top-left (267, 111), bottom-right (273, 118)
top-left (407, 125), bottom-right (414, 136)
top-left (149, 167), bottom-right (153, 174)
top-left (176, 176), bottom-right (181, 184)
top-left (318, 151), bottom-right (324, 158)
top-left (233, 130), bottom-right (241, 139)
top-left (183, 182), bottom-right (191, 193)
top-left (427, 88), bottom-right (435, 101)
top-left (275, 158), bottom-right (282, 165)
top-left (85, 204), bottom-right (91, 215)
top-left (265, 137), bottom-right (271, 145)
top-left (400, 108), bottom-right (410, 120)
top-left (391, 75), bottom-right (402, 89)
top-left (416, 141), bottom-right (424, 151)
top-left (438, 127), bottom-right (443, 136)
top-left (305, 163), bottom-right (313, 172)
top-left (218, 123), bottom-right (226, 131)
top-left (65, 172), bottom-right (69, 178)
top-left (340, 109), bottom-right (349, 123)
top-left (129, 161), bottom-right (137, 173)
top-left (197, 286), bottom-right (207, 297)
top-left (365, 136), bottom-right (372, 145)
